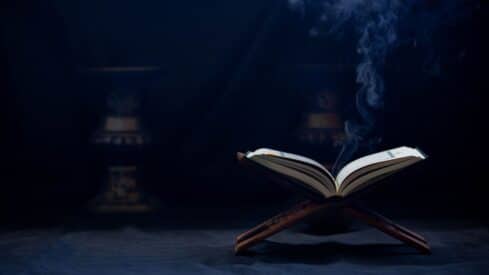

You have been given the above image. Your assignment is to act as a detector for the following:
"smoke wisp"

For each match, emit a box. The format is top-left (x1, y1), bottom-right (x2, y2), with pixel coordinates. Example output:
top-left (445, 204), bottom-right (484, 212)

top-left (288, 0), bottom-right (477, 174)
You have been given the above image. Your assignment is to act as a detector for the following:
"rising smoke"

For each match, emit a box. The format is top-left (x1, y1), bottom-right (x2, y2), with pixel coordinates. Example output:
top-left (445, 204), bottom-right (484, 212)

top-left (288, 0), bottom-right (477, 174)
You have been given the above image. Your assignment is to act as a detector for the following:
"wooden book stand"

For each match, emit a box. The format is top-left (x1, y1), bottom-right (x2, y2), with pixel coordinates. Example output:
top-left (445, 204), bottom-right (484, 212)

top-left (235, 152), bottom-right (431, 255)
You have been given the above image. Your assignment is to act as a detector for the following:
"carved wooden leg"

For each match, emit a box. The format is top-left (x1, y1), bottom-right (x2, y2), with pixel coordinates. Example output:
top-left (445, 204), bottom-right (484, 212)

top-left (343, 206), bottom-right (431, 254)
top-left (235, 200), bottom-right (331, 254)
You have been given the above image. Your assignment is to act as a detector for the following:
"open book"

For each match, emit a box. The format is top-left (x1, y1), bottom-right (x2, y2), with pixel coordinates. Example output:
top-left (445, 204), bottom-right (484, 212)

top-left (245, 146), bottom-right (426, 199)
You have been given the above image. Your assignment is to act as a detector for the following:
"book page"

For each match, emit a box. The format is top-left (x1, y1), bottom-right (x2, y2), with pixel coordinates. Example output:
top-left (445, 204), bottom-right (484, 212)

top-left (249, 156), bottom-right (333, 198)
top-left (341, 157), bottom-right (421, 196)
top-left (336, 146), bottom-right (426, 186)
top-left (263, 156), bottom-right (337, 194)
top-left (247, 148), bottom-right (333, 179)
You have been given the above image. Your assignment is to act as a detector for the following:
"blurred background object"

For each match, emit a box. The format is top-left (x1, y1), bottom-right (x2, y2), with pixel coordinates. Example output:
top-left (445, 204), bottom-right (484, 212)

top-left (88, 67), bottom-right (158, 213)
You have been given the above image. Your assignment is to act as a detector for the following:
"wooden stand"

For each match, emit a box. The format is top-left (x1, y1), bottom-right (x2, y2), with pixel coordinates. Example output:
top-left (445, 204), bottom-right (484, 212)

top-left (235, 153), bottom-right (431, 255)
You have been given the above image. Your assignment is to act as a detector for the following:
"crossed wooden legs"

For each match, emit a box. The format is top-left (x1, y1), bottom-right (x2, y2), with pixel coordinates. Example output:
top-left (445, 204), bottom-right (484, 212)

top-left (235, 200), bottom-right (430, 254)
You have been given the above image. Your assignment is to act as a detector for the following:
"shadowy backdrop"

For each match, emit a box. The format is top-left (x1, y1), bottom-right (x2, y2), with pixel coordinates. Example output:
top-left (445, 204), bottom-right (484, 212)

top-left (1, 0), bottom-right (486, 222)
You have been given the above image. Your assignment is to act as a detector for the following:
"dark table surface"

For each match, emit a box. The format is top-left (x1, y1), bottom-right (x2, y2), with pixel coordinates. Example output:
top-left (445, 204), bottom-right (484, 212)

top-left (1, 216), bottom-right (488, 275)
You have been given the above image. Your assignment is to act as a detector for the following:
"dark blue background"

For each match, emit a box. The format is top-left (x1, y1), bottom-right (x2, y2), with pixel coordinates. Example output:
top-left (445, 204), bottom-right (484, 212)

top-left (1, 0), bottom-right (486, 222)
